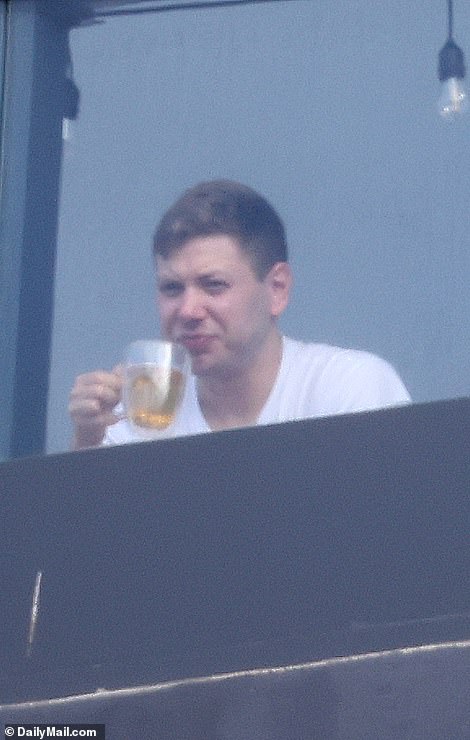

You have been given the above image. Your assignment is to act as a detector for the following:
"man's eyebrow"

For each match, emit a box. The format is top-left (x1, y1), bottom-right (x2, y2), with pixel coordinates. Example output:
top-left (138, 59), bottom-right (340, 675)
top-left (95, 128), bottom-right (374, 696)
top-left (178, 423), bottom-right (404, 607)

top-left (157, 268), bottom-right (180, 279)
top-left (198, 270), bottom-right (229, 279)
top-left (157, 276), bottom-right (182, 285)
top-left (157, 270), bottom-right (229, 283)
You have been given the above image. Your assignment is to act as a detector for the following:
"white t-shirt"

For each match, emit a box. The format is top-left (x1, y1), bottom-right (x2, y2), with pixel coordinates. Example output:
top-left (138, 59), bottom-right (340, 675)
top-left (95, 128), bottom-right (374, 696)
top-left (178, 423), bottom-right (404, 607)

top-left (104, 337), bottom-right (410, 446)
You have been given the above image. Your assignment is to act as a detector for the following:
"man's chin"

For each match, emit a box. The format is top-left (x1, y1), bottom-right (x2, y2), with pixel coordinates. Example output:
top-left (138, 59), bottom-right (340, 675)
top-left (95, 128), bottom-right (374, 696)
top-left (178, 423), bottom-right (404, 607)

top-left (190, 353), bottom-right (233, 379)
top-left (189, 354), bottom-right (213, 376)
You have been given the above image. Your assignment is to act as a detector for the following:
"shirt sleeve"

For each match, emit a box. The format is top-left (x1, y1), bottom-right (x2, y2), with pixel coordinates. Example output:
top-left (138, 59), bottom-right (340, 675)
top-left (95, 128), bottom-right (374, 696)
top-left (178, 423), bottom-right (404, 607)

top-left (101, 403), bottom-right (136, 446)
top-left (313, 350), bottom-right (411, 417)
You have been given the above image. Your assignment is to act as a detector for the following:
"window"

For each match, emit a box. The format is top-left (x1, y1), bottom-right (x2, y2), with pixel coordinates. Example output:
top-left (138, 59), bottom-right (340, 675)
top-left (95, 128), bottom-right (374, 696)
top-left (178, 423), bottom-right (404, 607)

top-left (2, 0), bottom-right (470, 459)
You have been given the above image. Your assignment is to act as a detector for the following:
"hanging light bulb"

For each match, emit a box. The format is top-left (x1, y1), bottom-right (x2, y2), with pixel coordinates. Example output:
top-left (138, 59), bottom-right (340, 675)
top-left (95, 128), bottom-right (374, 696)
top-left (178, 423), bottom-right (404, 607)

top-left (438, 0), bottom-right (468, 119)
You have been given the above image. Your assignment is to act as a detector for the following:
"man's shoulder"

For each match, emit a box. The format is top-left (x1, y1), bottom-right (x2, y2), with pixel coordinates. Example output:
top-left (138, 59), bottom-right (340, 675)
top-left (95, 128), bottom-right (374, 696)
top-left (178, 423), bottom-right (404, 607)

top-left (282, 336), bottom-right (382, 368)
top-left (280, 336), bottom-right (411, 410)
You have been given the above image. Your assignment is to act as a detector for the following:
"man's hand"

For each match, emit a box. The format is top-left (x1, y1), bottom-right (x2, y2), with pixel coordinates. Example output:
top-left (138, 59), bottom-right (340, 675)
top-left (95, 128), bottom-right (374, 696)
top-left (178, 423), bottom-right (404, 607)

top-left (69, 366), bottom-right (123, 450)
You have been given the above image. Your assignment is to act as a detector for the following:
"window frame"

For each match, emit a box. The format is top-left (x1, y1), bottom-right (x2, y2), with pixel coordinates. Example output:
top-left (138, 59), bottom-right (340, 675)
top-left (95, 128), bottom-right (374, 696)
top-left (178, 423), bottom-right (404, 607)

top-left (0, 1), bottom-right (79, 459)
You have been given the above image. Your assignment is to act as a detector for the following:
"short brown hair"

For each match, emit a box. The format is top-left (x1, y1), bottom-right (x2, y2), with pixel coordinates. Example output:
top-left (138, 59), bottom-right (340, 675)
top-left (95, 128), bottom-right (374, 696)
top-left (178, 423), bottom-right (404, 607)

top-left (153, 180), bottom-right (288, 278)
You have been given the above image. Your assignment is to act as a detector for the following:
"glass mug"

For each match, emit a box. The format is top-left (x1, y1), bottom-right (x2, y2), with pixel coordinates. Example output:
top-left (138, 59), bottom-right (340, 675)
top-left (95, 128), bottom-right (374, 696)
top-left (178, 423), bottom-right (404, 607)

top-left (123, 340), bottom-right (188, 438)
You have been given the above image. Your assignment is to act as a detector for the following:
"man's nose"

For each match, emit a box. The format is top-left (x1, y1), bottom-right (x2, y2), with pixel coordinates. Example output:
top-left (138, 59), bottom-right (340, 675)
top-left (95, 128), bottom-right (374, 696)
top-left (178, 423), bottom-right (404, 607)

top-left (177, 288), bottom-right (205, 321)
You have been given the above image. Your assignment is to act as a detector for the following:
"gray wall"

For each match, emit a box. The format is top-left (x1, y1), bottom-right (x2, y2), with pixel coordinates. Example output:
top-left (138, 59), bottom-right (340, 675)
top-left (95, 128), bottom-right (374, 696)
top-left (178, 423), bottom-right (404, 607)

top-left (47, 0), bottom-right (470, 452)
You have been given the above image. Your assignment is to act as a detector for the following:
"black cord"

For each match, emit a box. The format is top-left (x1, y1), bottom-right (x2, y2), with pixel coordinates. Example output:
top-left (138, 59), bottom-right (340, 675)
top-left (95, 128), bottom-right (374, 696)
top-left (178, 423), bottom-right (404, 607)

top-left (448, 0), bottom-right (453, 39)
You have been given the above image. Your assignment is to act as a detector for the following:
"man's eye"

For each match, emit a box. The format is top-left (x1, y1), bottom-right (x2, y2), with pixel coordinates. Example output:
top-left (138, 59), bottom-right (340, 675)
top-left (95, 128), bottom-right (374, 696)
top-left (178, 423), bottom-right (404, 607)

top-left (203, 280), bottom-right (229, 293)
top-left (159, 282), bottom-right (183, 297)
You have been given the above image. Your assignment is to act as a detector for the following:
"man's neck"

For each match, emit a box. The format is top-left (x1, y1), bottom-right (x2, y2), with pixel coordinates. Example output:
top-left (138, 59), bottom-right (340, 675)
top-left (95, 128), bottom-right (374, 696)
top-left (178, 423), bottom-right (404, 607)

top-left (196, 331), bottom-right (283, 431)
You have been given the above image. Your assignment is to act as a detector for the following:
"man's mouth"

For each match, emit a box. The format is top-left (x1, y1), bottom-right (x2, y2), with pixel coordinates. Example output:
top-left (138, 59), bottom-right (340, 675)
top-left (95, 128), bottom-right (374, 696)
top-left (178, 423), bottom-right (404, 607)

top-left (180, 334), bottom-right (215, 353)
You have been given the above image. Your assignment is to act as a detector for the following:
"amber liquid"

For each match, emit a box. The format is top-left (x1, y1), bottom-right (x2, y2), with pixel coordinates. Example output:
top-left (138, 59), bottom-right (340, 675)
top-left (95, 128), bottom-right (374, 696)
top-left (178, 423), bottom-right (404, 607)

top-left (127, 366), bottom-right (185, 430)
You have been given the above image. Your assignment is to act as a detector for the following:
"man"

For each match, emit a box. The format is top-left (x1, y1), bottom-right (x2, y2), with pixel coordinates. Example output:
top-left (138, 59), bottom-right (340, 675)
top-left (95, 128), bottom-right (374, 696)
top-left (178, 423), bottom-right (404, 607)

top-left (69, 180), bottom-right (410, 449)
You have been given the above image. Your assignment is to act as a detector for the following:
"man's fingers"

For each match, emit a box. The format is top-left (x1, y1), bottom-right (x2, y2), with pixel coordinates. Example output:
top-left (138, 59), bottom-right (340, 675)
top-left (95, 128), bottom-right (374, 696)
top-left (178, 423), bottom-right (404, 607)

top-left (69, 382), bottom-right (120, 410)
top-left (68, 370), bottom-right (124, 449)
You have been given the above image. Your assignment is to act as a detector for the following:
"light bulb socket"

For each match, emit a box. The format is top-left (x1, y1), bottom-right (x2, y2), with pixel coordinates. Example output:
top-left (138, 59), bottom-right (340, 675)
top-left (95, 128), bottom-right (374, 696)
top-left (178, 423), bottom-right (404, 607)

top-left (438, 38), bottom-right (466, 81)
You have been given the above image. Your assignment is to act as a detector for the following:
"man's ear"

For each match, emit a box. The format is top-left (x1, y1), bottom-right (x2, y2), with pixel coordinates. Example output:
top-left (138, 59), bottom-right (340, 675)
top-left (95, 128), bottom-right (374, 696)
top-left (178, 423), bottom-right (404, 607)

top-left (266, 262), bottom-right (292, 317)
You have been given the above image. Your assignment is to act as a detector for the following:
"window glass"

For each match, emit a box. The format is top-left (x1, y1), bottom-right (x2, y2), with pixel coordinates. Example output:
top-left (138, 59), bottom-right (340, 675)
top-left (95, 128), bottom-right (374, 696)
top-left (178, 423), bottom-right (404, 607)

top-left (47, 0), bottom-right (470, 452)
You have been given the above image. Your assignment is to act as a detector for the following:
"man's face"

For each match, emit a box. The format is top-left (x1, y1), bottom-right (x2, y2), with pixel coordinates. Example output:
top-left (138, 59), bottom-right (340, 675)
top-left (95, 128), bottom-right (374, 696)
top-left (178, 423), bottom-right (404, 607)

top-left (156, 235), bottom-right (291, 378)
